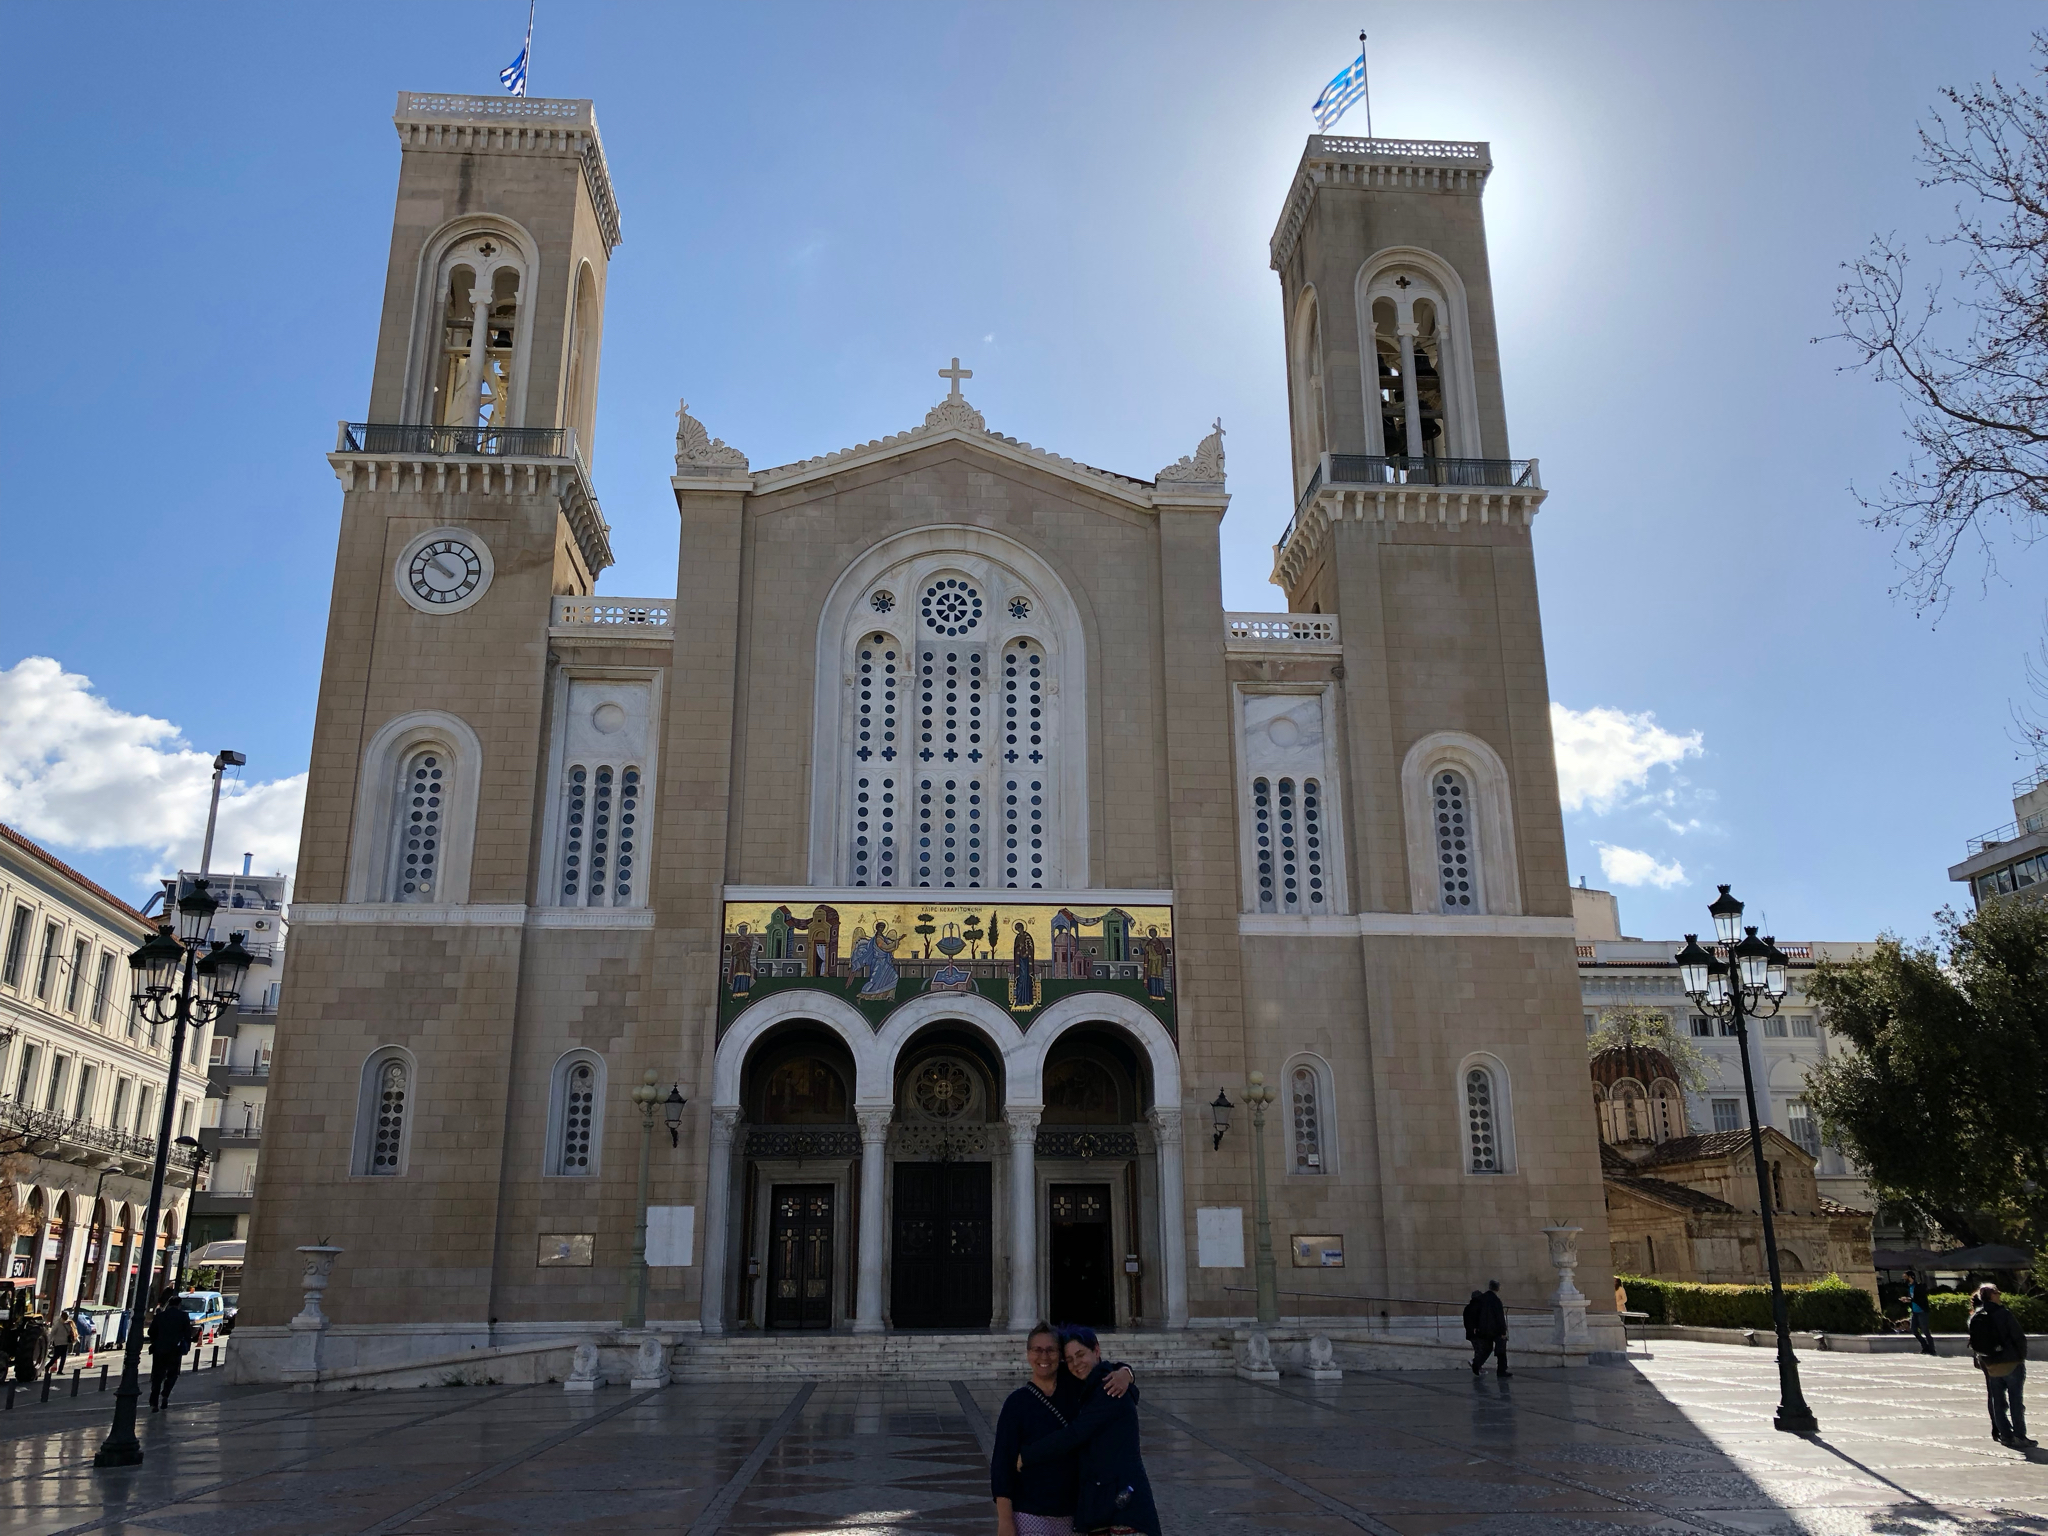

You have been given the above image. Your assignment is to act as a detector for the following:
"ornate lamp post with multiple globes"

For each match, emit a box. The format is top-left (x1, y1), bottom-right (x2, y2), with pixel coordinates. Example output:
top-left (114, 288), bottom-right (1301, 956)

top-left (94, 880), bottom-right (251, 1468)
top-left (1675, 885), bottom-right (1816, 1435)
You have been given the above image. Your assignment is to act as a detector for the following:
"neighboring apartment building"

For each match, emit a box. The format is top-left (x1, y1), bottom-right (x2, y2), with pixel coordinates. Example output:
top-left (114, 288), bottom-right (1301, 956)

top-left (0, 824), bottom-right (201, 1314)
top-left (177, 861), bottom-right (287, 1246)
top-left (1949, 763), bottom-right (2048, 909)
top-left (1572, 881), bottom-right (1877, 1217)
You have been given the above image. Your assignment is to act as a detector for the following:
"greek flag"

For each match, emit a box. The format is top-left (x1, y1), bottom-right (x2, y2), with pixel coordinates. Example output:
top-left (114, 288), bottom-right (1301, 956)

top-left (1312, 51), bottom-right (1368, 132)
top-left (500, 2), bottom-right (532, 97)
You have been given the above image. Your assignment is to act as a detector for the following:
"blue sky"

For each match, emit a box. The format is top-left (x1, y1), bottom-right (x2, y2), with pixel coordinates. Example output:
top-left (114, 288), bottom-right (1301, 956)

top-left (1, 1), bottom-right (2039, 942)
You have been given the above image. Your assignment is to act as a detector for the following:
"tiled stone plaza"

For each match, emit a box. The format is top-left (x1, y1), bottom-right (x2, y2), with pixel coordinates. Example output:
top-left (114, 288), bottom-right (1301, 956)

top-left (0, 1343), bottom-right (2037, 1535)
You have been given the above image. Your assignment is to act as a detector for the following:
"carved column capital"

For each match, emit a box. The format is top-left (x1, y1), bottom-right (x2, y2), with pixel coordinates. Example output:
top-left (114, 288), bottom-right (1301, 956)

top-left (1005, 1108), bottom-right (1042, 1143)
top-left (708, 1106), bottom-right (743, 1146)
top-left (1148, 1106), bottom-right (1183, 1148)
top-left (857, 1107), bottom-right (893, 1143)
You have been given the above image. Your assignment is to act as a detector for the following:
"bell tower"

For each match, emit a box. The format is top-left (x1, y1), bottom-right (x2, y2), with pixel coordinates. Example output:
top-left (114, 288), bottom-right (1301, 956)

top-left (244, 94), bottom-right (624, 1341)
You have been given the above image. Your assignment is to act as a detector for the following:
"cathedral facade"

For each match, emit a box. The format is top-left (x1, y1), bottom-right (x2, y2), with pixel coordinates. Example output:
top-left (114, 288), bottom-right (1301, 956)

top-left (237, 92), bottom-right (1614, 1377)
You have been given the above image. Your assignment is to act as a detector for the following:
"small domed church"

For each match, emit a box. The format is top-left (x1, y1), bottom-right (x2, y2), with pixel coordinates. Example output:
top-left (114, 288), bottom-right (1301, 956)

top-left (234, 91), bottom-right (1620, 1377)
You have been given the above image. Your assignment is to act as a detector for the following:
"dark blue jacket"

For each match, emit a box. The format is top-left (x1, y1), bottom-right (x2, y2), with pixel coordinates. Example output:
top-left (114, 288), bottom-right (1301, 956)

top-left (1018, 1362), bottom-right (1159, 1536)
top-left (989, 1363), bottom-right (1131, 1517)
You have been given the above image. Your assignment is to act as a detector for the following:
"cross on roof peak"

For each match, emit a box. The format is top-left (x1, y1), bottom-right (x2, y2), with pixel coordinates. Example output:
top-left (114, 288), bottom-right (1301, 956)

top-left (939, 357), bottom-right (973, 399)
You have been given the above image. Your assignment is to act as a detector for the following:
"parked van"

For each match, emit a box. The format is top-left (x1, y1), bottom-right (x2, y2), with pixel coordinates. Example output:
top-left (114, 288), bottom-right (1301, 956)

top-left (176, 1291), bottom-right (226, 1344)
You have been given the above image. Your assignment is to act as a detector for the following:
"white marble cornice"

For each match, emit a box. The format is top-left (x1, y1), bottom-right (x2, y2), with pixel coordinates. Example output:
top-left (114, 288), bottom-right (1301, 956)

top-left (1269, 136), bottom-right (1491, 272)
top-left (325, 451), bottom-right (614, 577)
top-left (392, 94), bottom-right (621, 251)
top-left (289, 903), bottom-right (528, 928)
top-left (1272, 484), bottom-right (1546, 592)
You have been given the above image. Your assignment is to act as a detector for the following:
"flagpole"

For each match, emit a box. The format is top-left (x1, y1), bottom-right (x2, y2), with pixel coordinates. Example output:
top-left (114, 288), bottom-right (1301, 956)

top-left (1359, 30), bottom-right (1372, 139)
top-left (525, 0), bottom-right (536, 94)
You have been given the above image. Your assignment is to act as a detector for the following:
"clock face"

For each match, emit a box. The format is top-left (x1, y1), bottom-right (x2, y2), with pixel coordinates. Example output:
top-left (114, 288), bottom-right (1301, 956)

top-left (407, 539), bottom-right (484, 606)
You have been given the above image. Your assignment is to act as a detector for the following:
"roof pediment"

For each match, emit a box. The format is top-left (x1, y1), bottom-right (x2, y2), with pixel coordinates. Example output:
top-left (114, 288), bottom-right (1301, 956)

top-left (672, 393), bottom-right (1229, 514)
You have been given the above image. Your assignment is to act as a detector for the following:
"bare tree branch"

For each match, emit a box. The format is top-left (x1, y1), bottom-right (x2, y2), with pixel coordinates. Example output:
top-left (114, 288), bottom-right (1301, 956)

top-left (1826, 34), bottom-right (2048, 611)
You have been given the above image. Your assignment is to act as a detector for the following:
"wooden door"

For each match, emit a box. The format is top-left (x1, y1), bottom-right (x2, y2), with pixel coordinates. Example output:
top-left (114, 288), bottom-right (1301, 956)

top-left (766, 1184), bottom-right (834, 1330)
top-left (890, 1162), bottom-right (992, 1328)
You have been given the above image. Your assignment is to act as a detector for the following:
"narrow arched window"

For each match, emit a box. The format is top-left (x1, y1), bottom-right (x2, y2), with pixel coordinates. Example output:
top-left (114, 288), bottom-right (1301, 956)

top-left (1001, 638), bottom-right (1053, 889)
top-left (1465, 1066), bottom-right (1499, 1173)
top-left (392, 750), bottom-right (446, 902)
top-left (1433, 769), bottom-right (1476, 912)
top-left (1291, 1065), bottom-right (1324, 1173)
top-left (353, 1049), bottom-right (416, 1176)
top-left (1253, 778), bottom-right (1275, 911)
top-left (849, 633), bottom-right (903, 886)
top-left (547, 1052), bottom-right (605, 1176)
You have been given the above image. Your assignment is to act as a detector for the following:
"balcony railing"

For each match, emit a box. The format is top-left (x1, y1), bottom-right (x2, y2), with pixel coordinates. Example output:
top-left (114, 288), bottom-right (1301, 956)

top-left (550, 596), bottom-right (675, 634)
top-left (1224, 613), bottom-right (1340, 647)
top-left (1968, 809), bottom-right (2048, 857)
top-left (1329, 453), bottom-right (1539, 490)
top-left (337, 422), bottom-right (576, 458)
top-left (0, 1097), bottom-right (200, 1170)
top-left (1278, 454), bottom-right (1540, 553)
top-left (2016, 763), bottom-right (2048, 798)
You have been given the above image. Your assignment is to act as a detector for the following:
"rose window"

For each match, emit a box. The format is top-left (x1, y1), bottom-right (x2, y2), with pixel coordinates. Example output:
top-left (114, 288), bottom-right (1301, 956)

top-left (921, 580), bottom-right (982, 635)
top-left (913, 1060), bottom-right (974, 1120)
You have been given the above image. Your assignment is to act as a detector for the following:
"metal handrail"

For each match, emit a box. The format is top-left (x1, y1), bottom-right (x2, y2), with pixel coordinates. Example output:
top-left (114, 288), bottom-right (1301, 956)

top-left (1328, 453), bottom-right (1539, 489)
top-left (338, 422), bottom-right (575, 458)
top-left (1968, 809), bottom-right (2048, 855)
top-left (1225, 1285), bottom-right (1551, 1314)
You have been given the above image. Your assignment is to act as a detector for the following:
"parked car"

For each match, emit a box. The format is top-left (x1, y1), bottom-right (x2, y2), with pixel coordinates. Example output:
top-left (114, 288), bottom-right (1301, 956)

top-left (176, 1291), bottom-right (227, 1344)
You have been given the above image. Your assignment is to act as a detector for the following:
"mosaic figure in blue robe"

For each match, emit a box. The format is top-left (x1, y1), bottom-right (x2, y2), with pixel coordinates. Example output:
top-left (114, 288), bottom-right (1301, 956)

top-left (1008, 921), bottom-right (1037, 1010)
top-left (858, 924), bottom-right (901, 1000)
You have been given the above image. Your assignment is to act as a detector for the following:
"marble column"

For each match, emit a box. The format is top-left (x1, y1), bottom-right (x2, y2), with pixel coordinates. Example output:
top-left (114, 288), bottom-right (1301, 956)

top-left (1150, 1106), bottom-right (1189, 1327)
top-left (1396, 323), bottom-right (1424, 462)
top-left (1005, 1109), bottom-right (1042, 1330)
top-left (854, 1108), bottom-right (892, 1333)
top-left (461, 283), bottom-right (493, 428)
top-left (698, 1107), bottom-right (742, 1336)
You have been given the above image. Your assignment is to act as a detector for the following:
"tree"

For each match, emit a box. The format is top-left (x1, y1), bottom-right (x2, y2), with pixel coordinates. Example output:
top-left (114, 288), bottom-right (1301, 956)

top-left (1585, 1003), bottom-right (1714, 1092)
top-left (1830, 35), bottom-right (2048, 611)
top-left (1801, 896), bottom-right (2048, 1252)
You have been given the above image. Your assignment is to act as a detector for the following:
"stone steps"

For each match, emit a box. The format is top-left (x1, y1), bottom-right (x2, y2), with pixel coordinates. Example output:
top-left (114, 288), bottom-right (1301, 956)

top-left (674, 1329), bottom-right (1237, 1379)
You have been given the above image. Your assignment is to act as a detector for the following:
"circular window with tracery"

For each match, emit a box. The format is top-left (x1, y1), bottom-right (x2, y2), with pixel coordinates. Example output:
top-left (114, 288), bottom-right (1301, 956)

top-left (921, 579), bottom-right (982, 635)
top-left (911, 1059), bottom-right (976, 1120)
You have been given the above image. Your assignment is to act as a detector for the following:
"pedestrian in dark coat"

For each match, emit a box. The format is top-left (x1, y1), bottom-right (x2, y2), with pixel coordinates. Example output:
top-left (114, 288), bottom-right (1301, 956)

top-left (147, 1298), bottom-right (194, 1410)
top-left (1968, 1283), bottom-right (2033, 1449)
top-left (1464, 1279), bottom-right (1511, 1378)
top-left (45, 1309), bottom-right (76, 1379)
top-left (1017, 1327), bottom-right (1160, 1536)
top-left (1903, 1268), bottom-right (1937, 1356)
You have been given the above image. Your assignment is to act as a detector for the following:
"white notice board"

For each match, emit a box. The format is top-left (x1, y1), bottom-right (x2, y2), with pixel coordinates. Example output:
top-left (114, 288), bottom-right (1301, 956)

top-left (646, 1205), bottom-right (695, 1267)
top-left (1195, 1206), bottom-right (1245, 1268)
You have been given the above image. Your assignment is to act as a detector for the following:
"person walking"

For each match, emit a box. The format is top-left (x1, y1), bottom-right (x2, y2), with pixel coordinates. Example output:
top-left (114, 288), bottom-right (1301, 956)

top-left (147, 1295), bottom-right (194, 1411)
top-left (1464, 1280), bottom-right (1511, 1378)
top-left (1903, 1267), bottom-right (1937, 1357)
top-left (73, 1307), bottom-right (95, 1370)
top-left (1968, 1283), bottom-right (2033, 1450)
top-left (990, 1324), bottom-right (1134, 1536)
top-left (44, 1308), bottom-right (76, 1380)
top-left (1015, 1326), bottom-right (1160, 1536)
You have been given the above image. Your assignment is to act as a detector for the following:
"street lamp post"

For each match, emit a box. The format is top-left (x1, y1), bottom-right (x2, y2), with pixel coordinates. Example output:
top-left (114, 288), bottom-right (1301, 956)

top-left (70, 1163), bottom-right (127, 1323)
top-left (1676, 885), bottom-right (1816, 1435)
top-left (1243, 1072), bottom-right (1280, 1327)
top-left (623, 1074), bottom-right (684, 1329)
top-left (92, 884), bottom-right (250, 1469)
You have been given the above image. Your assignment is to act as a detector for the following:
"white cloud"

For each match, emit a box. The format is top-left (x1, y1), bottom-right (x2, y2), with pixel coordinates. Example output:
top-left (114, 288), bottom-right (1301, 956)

top-left (1597, 843), bottom-right (1687, 890)
top-left (0, 657), bottom-right (304, 892)
top-left (1551, 702), bottom-right (1704, 814)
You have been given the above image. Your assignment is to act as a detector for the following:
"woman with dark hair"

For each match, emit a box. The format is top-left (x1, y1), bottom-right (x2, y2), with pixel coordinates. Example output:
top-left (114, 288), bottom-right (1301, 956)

top-left (1014, 1325), bottom-right (1160, 1536)
top-left (990, 1323), bottom-right (1135, 1536)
